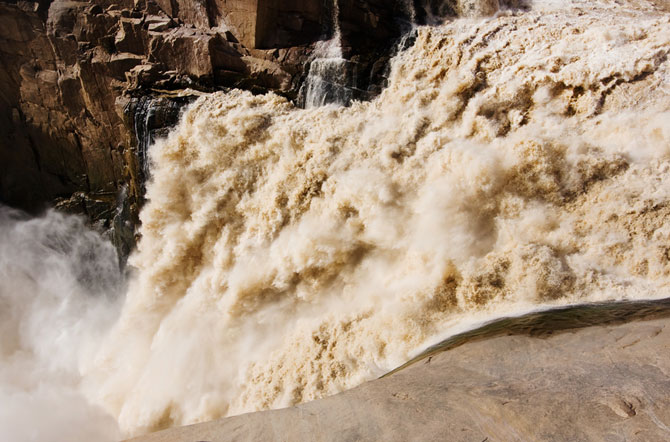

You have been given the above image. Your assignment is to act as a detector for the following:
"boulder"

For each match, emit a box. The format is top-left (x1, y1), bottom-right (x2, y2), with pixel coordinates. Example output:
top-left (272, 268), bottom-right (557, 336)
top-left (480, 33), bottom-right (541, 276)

top-left (148, 27), bottom-right (216, 78)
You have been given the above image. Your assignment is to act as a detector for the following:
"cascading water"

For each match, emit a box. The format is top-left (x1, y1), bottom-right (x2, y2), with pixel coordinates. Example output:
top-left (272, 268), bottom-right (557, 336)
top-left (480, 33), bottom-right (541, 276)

top-left (86, 0), bottom-right (670, 435)
top-left (297, 0), bottom-right (446, 109)
top-left (126, 95), bottom-right (195, 190)
top-left (299, 47), bottom-right (356, 108)
top-left (402, 0), bottom-right (417, 24)
top-left (298, 0), bottom-right (356, 107)
top-left (2, 0), bottom-right (670, 440)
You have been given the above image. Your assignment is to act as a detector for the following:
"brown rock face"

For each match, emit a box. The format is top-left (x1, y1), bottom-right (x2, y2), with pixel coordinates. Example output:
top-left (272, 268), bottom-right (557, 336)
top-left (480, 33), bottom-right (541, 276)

top-left (149, 0), bottom-right (326, 49)
top-left (1, 1), bottom-right (125, 219)
top-left (0, 0), bottom-right (421, 258)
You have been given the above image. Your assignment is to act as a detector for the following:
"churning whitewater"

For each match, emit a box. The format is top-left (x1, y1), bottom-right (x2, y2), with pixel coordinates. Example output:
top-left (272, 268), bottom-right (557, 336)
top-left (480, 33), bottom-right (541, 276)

top-left (3, 0), bottom-right (670, 439)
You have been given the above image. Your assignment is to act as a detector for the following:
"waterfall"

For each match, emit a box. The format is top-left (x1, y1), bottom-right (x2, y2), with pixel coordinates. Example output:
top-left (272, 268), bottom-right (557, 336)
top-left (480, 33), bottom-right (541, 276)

top-left (299, 56), bottom-right (357, 108)
top-left (87, 1), bottom-right (670, 435)
top-left (3, 0), bottom-right (670, 440)
top-left (298, 0), bottom-right (354, 108)
top-left (126, 95), bottom-right (194, 190)
top-left (402, 0), bottom-right (417, 24)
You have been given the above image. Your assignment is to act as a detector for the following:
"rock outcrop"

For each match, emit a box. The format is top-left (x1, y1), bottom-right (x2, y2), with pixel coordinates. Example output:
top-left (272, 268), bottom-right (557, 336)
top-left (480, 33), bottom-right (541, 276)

top-left (0, 0), bottom-right (419, 258)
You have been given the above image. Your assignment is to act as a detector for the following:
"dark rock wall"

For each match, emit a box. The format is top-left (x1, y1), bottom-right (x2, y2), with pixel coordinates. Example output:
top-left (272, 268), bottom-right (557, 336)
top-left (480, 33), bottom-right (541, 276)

top-left (0, 1), bottom-right (126, 219)
top-left (255, 0), bottom-right (325, 49)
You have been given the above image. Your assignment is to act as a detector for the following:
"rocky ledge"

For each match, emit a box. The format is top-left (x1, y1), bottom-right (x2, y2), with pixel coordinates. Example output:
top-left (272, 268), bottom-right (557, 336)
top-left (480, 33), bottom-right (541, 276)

top-left (129, 305), bottom-right (670, 441)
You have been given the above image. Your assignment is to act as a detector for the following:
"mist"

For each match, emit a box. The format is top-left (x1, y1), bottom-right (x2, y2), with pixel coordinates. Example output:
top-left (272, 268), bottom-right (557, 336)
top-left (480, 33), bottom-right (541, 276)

top-left (0, 206), bottom-right (123, 442)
